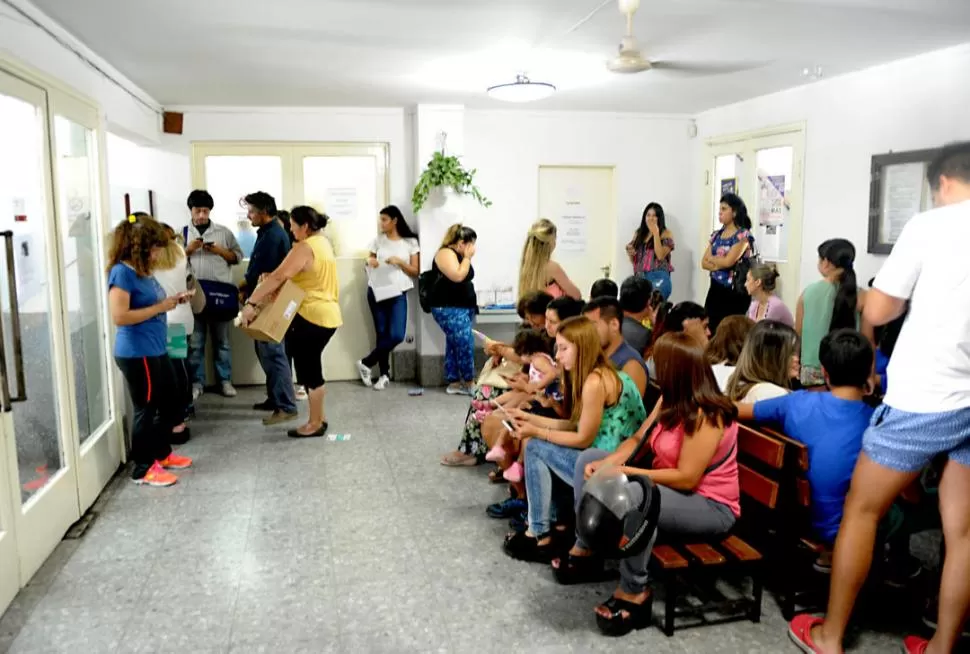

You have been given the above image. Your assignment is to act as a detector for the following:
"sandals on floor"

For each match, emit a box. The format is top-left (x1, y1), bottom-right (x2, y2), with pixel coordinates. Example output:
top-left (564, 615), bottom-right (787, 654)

top-left (552, 553), bottom-right (617, 585)
top-left (503, 530), bottom-right (556, 563)
top-left (595, 594), bottom-right (653, 637)
top-left (440, 452), bottom-right (480, 467)
top-left (287, 422), bottom-right (328, 438)
top-left (488, 466), bottom-right (509, 484)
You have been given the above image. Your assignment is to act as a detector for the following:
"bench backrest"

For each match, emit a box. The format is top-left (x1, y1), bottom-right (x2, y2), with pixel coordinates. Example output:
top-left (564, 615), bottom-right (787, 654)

top-left (735, 422), bottom-right (811, 546)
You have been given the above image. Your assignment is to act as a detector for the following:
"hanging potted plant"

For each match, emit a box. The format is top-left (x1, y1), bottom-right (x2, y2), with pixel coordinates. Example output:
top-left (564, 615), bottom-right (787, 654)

top-left (412, 150), bottom-right (491, 214)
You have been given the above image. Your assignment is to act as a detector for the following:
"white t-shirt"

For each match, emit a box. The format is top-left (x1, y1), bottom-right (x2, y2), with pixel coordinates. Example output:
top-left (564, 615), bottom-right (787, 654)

top-left (712, 363), bottom-right (735, 392)
top-left (877, 199), bottom-right (970, 413)
top-left (741, 382), bottom-right (789, 403)
top-left (153, 259), bottom-right (194, 332)
top-left (368, 234), bottom-right (420, 294)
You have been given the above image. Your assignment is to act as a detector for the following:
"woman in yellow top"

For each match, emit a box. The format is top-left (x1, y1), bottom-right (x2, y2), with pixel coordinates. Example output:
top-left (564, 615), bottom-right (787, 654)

top-left (242, 206), bottom-right (342, 438)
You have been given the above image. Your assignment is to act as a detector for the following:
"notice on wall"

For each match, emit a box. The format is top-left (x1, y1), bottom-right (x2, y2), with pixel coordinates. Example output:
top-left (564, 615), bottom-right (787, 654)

top-left (720, 178), bottom-right (737, 197)
top-left (324, 187), bottom-right (358, 221)
top-left (756, 172), bottom-right (789, 262)
top-left (880, 162), bottom-right (925, 244)
top-left (558, 200), bottom-right (587, 252)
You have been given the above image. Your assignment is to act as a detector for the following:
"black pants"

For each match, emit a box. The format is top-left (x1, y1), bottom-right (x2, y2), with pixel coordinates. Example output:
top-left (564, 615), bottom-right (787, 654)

top-left (704, 280), bottom-right (750, 334)
top-left (115, 355), bottom-right (178, 478)
top-left (171, 357), bottom-right (192, 420)
top-left (287, 314), bottom-right (337, 391)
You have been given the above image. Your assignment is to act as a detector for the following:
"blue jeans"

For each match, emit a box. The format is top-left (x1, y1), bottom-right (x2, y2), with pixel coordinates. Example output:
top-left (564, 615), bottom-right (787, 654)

top-left (362, 289), bottom-right (407, 377)
top-left (431, 307), bottom-right (476, 383)
top-left (639, 270), bottom-right (672, 300)
top-left (255, 340), bottom-right (297, 413)
top-left (188, 314), bottom-right (232, 386)
top-left (525, 439), bottom-right (585, 535)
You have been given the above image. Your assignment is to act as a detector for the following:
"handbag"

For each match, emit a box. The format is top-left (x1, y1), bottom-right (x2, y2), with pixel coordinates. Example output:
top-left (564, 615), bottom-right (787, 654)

top-left (187, 273), bottom-right (207, 315)
top-left (197, 279), bottom-right (239, 322)
top-left (476, 357), bottom-right (522, 389)
top-left (417, 268), bottom-right (440, 314)
top-left (166, 323), bottom-right (189, 359)
top-left (731, 237), bottom-right (756, 295)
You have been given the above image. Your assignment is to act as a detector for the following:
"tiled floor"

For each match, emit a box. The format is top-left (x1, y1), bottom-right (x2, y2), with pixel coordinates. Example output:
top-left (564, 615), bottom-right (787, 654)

top-left (0, 383), bottom-right (946, 653)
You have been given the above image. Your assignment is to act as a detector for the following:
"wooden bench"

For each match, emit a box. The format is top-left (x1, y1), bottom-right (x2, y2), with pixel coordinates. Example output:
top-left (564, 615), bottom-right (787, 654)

top-left (647, 422), bottom-right (820, 634)
top-left (734, 423), bottom-right (825, 620)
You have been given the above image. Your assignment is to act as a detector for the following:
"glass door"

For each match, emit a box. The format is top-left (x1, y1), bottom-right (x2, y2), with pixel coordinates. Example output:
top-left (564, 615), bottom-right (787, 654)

top-left (50, 104), bottom-right (119, 511)
top-left (298, 147), bottom-right (387, 382)
top-left (0, 69), bottom-right (81, 593)
top-left (700, 128), bottom-right (805, 310)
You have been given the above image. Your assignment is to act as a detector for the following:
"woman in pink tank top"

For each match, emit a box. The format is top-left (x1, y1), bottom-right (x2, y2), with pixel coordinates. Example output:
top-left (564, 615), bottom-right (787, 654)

top-left (552, 332), bottom-right (740, 636)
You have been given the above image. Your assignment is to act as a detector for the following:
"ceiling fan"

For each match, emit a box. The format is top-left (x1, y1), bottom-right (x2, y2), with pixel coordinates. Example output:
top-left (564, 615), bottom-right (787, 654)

top-left (598, 0), bottom-right (764, 76)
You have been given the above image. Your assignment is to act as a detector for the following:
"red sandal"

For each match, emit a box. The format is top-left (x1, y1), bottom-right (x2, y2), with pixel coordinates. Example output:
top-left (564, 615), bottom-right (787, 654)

top-left (787, 614), bottom-right (829, 653)
top-left (902, 636), bottom-right (928, 654)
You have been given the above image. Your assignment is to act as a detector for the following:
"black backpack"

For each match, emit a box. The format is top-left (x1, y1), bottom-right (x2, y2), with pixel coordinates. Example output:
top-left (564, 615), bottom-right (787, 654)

top-left (417, 269), bottom-right (440, 314)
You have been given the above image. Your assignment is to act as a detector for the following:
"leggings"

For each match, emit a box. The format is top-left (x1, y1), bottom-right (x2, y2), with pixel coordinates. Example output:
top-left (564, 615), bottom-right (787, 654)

top-left (286, 314), bottom-right (337, 390)
top-left (171, 356), bottom-right (192, 419)
top-left (115, 355), bottom-right (178, 479)
top-left (574, 448), bottom-right (736, 594)
top-left (431, 307), bottom-right (476, 383)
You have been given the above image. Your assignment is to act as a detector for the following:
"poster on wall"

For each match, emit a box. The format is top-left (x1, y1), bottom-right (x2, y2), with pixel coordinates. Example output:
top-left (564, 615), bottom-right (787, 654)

top-left (756, 172), bottom-right (789, 262)
top-left (720, 177), bottom-right (737, 197)
top-left (324, 187), bottom-right (359, 221)
top-left (558, 200), bottom-right (588, 252)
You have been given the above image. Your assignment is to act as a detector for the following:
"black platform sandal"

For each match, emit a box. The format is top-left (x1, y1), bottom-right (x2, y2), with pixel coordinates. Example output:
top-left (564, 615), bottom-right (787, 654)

top-left (503, 531), bottom-right (556, 563)
top-left (595, 594), bottom-right (653, 637)
top-left (552, 553), bottom-right (618, 585)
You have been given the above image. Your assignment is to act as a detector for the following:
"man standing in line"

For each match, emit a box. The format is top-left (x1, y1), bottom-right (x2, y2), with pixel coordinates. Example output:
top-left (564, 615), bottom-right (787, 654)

top-left (185, 189), bottom-right (244, 399)
top-left (241, 192), bottom-right (298, 425)
top-left (788, 141), bottom-right (970, 654)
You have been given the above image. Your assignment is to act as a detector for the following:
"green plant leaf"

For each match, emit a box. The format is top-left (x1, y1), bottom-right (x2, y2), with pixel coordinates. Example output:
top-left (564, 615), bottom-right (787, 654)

top-left (412, 151), bottom-right (491, 214)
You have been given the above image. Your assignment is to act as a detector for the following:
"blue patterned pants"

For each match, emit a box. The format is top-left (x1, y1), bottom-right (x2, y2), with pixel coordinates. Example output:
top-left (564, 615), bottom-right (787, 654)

top-left (431, 307), bottom-right (476, 383)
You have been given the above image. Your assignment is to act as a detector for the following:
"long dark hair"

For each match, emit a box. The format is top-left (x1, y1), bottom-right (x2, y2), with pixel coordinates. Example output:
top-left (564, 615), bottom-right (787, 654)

top-left (632, 202), bottom-right (667, 251)
top-left (381, 205), bottom-right (418, 240)
top-left (654, 332), bottom-right (737, 435)
top-left (646, 300), bottom-right (706, 358)
top-left (818, 239), bottom-right (857, 332)
top-left (720, 193), bottom-right (752, 231)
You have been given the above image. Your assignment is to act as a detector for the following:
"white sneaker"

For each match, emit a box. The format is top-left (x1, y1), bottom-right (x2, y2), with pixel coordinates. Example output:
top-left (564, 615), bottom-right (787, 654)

top-left (355, 360), bottom-right (373, 387)
top-left (294, 385), bottom-right (308, 400)
top-left (373, 375), bottom-right (390, 391)
top-left (445, 382), bottom-right (466, 395)
top-left (192, 384), bottom-right (203, 401)
top-left (221, 382), bottom-right (237, 398)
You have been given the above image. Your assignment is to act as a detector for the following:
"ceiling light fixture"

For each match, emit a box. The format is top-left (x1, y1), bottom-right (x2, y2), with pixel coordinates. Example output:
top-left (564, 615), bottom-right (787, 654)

top-left (486, 74), bottom-right (556, 103)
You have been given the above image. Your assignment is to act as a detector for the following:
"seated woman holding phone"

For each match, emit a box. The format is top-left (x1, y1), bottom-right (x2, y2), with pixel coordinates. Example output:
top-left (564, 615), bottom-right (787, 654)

top-left (502, 316), bottom-right (647, 563)
top-left (556, 332), bottom-right (740, 636)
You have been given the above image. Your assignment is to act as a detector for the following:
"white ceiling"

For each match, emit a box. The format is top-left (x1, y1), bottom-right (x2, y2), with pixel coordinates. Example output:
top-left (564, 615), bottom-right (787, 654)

top-left (29, 0), bottom-right (970, 113)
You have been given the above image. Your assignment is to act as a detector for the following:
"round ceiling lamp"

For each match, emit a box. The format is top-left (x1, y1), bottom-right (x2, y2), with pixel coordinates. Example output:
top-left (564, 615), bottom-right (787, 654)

top-left (486, 74), bottom-right (556, 103)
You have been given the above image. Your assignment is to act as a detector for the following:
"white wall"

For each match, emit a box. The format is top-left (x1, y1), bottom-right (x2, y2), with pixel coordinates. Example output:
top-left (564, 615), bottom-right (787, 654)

top-left (105, 133), bottom-right (191, 229)
top-left (0, 0), bottom-right (160, 142)
top-left (692, 43), bottom-right (970, 298)
top-left (464, 110), bottom-right (696, 301)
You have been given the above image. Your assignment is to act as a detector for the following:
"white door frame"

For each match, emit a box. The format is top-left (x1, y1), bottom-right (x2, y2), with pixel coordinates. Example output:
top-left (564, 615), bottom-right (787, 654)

top-left (698, 123), bottom-right (806, 309)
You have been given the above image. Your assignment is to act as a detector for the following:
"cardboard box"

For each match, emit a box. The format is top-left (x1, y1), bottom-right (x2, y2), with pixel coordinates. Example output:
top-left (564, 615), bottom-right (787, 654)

top-left (239, 280), bottom-right (306, 343)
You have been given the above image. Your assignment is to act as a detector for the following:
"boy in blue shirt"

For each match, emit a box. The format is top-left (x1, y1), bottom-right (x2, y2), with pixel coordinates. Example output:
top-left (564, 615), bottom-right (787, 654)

top-left (736, 329), bottom-right (875, 546)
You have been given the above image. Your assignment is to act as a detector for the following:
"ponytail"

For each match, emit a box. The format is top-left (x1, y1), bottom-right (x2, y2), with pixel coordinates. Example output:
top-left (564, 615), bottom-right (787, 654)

top-left (440, 223), bottom-right (477, 248)
top-left (818, 238), bottom-right (858, 332)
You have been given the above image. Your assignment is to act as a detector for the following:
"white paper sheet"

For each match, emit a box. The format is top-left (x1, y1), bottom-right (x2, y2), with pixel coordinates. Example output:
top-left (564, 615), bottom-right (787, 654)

top-left (367, 263), bottom-right (402, 302)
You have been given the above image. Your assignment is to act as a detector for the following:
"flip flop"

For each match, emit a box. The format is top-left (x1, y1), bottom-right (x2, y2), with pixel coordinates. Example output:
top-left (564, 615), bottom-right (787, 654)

top-left (440, 452), bottom-right (479, 467)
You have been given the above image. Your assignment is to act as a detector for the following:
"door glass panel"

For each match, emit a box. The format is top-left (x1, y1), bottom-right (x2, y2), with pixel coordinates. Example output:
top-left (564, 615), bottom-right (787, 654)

top-left (754, 146), bottom-right (794, 263)
top-left (0, 91), bottom-right (65, 504)
top-left (712, 153), bottom-right (743, 232)
top-left (54, 116), bottom-right (110, 445)
top-left (203, 156), bottom-right (283, 257)
top-left (302, 156), bottom-right (378, 257)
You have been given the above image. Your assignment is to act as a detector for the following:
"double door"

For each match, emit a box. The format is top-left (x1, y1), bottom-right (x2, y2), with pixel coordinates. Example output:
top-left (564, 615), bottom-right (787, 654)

top-left (701, 127), bottom-right (806, 310)
top-left (0, 65), bottom-right (119, 614)
top-left (191, 142), bottom-right (389, 383)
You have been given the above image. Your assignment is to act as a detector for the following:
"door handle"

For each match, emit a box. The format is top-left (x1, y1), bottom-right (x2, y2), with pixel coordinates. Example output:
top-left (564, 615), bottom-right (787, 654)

top-left (0, 231), bottom-right (27, 405)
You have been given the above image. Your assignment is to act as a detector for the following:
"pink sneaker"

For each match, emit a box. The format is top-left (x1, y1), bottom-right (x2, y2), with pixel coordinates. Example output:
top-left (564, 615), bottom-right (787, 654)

top-left (485, 445), bottom-right (507, 463)
top-left (503, 461), bottom-right (524, 483)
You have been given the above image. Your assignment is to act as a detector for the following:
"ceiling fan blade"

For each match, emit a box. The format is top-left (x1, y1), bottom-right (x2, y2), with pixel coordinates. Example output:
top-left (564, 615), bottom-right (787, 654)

top-left (649, 60), bottom-right (772, 76)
